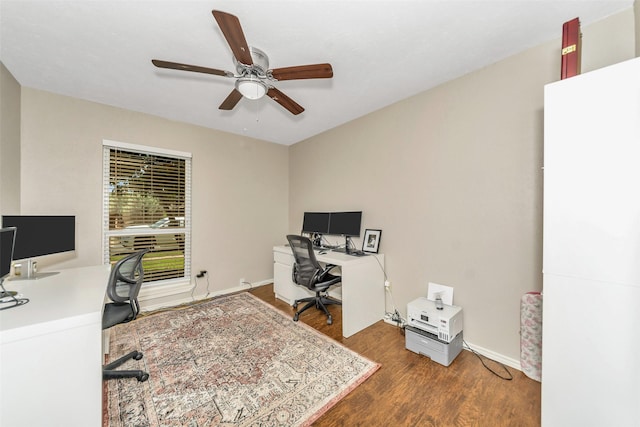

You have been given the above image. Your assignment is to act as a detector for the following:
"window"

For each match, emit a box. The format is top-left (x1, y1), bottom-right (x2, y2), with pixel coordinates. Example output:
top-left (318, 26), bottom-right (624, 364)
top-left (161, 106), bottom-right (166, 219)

top-left (103, 141), bottom-right (191, 285)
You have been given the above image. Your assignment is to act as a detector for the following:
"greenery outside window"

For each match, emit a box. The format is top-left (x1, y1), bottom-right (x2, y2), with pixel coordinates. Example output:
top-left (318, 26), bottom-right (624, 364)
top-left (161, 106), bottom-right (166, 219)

top-left (103, 141), bottom-right (191, 285)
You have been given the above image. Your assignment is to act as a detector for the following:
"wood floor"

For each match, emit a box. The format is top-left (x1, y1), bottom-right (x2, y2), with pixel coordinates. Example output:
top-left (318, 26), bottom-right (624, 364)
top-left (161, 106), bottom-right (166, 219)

top-left (249, 284), bottom-right (541, 427)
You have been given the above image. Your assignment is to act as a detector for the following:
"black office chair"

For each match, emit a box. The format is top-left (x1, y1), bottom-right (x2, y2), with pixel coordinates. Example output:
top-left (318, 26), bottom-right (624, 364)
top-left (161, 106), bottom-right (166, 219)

top-left (103, 249), bottom-right (150, 382)
top-left (287, 234), bottom-right (342, 325)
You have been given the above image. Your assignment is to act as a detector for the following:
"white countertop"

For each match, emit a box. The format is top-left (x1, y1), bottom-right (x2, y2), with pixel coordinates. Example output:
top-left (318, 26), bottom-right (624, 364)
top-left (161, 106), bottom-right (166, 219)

top-left (0, 264), bottom-right (111, 344)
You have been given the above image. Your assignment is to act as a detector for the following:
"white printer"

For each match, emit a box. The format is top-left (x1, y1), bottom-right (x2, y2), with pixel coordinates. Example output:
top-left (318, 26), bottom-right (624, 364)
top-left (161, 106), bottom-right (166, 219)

top-left (406, 297), bottom-right (464, 366)
top-left (407, 297), bottom-right (463, 342)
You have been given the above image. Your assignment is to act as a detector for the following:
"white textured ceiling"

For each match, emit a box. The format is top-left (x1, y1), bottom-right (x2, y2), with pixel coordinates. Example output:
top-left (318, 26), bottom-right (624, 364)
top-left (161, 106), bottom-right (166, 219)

top-left (0, 0), bottom-right (632, 145)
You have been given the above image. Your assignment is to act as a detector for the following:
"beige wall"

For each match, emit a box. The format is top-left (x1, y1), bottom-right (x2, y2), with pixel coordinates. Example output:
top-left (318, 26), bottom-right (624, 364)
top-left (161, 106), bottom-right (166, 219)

top-left (0, 62), bottom-right (21, 214)
top-left (581, 8), bottom-right (635, 72)
top-left (289, 9), bottom-right (635, 362)
top-left (18, 88), bottom-right (289, 300)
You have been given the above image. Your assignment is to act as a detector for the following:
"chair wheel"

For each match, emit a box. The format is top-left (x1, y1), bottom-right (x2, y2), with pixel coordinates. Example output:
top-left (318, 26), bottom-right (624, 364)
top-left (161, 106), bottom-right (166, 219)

top-left (293, 313), bottom-right (299, 322)
top-left (293, 302), bottom-right (298, 309)
top-left (327, 315), bottom-right (333, 325)
top-left (137, 373), bottom-right (149, 382)
top-left (134, 352), bottom-right (144, 360)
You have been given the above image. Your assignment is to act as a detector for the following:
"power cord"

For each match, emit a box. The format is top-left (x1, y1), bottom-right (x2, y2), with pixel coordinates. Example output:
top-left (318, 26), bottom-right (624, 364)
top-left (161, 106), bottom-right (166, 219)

top-left (188, 273), bottom-right (200, 301)
top-left (319, 235), bottom-right (337, 249)
top-left (195, 270), bottom-right (211, 299)
top-left (372, 255), bottom-right (387, 281)
top-left (0, 282), bottom-right (29, 310)
top-left (384, 307), bottom-right (406, 332)
top-left (463, 339), bottom-right (513, 380)
top-left (370, 253), bottom-right (405, 331)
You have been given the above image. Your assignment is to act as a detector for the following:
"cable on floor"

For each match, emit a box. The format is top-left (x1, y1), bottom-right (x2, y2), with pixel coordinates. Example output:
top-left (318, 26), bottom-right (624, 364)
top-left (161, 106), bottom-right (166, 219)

top-left (463, 339), bottom-right (513, 381)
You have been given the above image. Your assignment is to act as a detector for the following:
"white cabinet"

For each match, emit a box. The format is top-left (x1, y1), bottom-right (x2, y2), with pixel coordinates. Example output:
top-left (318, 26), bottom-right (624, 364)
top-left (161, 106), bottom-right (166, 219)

top-left (273, 249), bottom-right (313, 304)
top-left (0, 265), bottom-right (110, 427)
top-left (542, 57), bottom-right (640, 426)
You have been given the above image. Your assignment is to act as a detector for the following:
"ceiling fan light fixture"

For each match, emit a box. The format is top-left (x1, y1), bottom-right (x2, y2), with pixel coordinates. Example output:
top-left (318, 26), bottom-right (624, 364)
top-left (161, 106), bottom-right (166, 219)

top-left (235, 76), bottom-right (267, 100)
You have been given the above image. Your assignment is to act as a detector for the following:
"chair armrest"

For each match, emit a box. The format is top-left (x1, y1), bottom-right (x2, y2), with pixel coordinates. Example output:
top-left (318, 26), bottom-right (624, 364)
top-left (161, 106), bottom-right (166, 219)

top-left (318, 264), bottom-right (339, 281)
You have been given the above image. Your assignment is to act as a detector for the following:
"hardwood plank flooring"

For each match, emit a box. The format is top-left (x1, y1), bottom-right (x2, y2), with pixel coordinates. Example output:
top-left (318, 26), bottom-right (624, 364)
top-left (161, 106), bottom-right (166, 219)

top-left (249, 284), bottom-right (541, 426)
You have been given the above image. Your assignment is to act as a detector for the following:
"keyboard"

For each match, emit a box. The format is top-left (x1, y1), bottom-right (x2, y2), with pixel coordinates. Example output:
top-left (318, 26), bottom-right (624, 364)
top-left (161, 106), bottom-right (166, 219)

top-left (349, 250), bottom-right (367, 257)
top-left (333, 248), bottom-right (367, 256)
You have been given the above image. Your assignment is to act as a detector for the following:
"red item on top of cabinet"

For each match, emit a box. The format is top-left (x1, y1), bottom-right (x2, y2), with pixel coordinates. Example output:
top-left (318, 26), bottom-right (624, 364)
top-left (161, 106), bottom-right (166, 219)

top-left (561, 17), bottom-right (581, 79)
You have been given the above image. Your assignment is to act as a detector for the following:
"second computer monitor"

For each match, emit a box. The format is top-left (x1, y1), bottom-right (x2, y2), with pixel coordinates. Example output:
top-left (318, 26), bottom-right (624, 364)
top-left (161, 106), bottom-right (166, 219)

top-left (328, 211), bottom-right (362, 237)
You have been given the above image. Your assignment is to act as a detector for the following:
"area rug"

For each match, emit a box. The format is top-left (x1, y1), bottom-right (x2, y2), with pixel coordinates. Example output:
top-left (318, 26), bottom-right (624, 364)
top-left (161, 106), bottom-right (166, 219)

top-left (106, 292), bottom-right (380, 426)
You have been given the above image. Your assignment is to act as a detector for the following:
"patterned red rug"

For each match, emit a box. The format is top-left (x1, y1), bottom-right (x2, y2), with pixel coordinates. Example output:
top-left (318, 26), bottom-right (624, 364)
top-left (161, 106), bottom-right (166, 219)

top-left (106, 292), bottom-right (379, 426)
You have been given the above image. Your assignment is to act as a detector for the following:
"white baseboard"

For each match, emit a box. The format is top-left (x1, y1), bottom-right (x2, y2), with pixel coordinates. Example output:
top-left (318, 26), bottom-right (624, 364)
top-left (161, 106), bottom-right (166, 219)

top-left (253, 279), bottom-right (273, 288)
top-left (463, 340), bottom-right (521, 372)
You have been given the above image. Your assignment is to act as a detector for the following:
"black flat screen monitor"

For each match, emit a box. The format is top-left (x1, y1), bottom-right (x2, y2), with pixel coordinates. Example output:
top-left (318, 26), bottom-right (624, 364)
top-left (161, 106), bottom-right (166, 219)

top-left (0, 227), bottom-right (16, 281)
top-left (1, 216), bottom-right (75, 260)
top-left (302, 212), bottom-right (330, 234)
top-left (328, 211), bottom-right (362, 237)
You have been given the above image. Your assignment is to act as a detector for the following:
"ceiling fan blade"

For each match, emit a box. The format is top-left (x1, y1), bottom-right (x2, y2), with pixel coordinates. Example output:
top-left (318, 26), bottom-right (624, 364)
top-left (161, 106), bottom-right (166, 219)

top-left (219, 89), bottom-right (243, 110)
top-left (267, 87), bottom-right (304, 115)
top-left (270, 63), bottom-right (333, 81)
top-left (212, 10), bottom-right (253, 66)
top-left (151, 59), bottom-right (232, 77)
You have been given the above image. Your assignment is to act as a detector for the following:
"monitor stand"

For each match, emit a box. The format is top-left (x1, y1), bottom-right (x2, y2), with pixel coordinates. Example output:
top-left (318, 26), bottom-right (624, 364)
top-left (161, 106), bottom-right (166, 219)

top-left (9, 259), bottom-right (59, 281)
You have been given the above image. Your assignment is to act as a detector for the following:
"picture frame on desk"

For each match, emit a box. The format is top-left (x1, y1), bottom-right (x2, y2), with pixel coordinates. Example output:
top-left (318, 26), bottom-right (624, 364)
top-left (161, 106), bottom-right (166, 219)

top-left (362, 229), bottom-right (381, 253)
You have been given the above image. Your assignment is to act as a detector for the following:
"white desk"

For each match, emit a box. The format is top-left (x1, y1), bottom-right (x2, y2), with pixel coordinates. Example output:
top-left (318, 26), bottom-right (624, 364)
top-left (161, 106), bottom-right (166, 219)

top-left (0, 264), bottom-right (111, 427)
top-left (273, 246), bottom-right (385, 338)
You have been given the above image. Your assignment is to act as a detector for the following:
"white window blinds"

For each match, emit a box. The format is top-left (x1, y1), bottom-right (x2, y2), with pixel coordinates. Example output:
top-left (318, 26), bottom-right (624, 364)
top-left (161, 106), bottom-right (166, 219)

top-left (102, 141), bottom-right (191, 284)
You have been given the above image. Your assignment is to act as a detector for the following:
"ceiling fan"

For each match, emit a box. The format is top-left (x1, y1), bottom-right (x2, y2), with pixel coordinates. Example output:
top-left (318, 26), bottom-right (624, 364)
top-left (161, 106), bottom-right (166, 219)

top-left (151, 10), bottom-right (333, 115)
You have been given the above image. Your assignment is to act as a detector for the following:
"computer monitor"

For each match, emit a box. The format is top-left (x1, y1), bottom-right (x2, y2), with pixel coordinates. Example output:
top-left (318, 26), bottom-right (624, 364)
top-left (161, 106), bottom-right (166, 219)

top-left (0, 227), bottom-right (17, 297)
top-left (1, 215), bottom-right (75, 279)
top-left (328, 211), bottom-right (362, 237)
top-left (328, 211), bottom-right (362, 254)
top-left (0, 226), bottom-right (30, 308)
top-left (301, 212), bottom-right (330, 234)
top-left (1, 227), bottom-right (16, 282)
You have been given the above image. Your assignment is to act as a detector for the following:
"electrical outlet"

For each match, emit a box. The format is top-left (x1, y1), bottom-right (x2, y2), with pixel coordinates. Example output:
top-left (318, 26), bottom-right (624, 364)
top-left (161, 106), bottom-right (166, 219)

top-left (383, 310), bottom-right (403, 327)
top-left (239, 278), bottom-right (246, 286)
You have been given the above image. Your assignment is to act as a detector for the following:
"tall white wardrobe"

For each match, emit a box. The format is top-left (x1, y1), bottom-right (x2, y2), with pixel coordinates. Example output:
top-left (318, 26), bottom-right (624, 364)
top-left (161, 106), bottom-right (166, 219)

top-left (542, 57), bottom-right (640, 426)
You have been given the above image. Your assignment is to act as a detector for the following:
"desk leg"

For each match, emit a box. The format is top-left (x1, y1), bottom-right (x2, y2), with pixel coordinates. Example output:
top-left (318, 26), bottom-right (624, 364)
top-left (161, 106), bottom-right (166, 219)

top-left (341, 258), bottom-right (385, 338)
